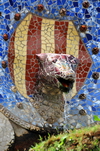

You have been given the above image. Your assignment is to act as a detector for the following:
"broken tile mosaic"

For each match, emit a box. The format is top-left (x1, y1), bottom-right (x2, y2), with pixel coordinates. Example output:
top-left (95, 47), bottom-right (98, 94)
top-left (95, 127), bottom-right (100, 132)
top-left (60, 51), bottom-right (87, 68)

top-left (0, 0), bottom-right (100, 130)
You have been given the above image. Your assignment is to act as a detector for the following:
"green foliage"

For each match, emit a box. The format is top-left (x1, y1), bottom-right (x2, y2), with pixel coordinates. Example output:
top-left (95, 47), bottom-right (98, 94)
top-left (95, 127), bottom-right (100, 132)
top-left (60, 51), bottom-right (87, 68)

top-left (29, 125), bottom-right (100, 151)
top-left (93, 115), bottom-right (100, 121)
top-left (39, 135), bottom-right (43, 142)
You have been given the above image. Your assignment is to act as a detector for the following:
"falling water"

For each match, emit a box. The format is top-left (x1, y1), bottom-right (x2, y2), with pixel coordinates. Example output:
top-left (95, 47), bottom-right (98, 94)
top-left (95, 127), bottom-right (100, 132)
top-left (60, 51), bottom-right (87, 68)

top-left (63, 89), bottom-right (73, 130)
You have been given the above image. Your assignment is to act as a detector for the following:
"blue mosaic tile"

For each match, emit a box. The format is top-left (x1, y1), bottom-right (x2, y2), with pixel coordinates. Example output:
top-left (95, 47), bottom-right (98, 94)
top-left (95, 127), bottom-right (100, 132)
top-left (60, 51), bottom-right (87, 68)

top-left (0, 0), bottom-right (100, 130)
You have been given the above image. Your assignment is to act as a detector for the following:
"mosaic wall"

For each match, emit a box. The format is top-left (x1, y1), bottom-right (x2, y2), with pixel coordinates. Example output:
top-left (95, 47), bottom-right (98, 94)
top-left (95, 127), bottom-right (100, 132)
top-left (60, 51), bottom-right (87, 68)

top-left (0, 0), bottom-right (100, 130)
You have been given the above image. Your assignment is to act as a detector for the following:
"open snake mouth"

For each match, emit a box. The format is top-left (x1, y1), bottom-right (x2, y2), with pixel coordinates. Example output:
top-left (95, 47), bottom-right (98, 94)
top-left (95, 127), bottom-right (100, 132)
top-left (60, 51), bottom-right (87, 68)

top-left (57, 77), bottom-right (75, 92)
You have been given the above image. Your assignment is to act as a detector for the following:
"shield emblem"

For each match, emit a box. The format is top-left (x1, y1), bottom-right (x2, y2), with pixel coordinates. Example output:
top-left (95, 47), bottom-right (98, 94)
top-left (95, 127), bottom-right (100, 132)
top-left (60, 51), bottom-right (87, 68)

top-left (8, 13), bottom-right (92, 98)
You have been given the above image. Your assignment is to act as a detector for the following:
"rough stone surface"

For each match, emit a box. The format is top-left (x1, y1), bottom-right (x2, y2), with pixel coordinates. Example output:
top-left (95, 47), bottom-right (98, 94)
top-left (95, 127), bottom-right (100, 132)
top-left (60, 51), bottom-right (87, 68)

top-left (0, 112), bottom-right (15, 151)
top-left (10, 121), bottom-right (29, 137)
top-left (32, 97), bottom-right (64, 124)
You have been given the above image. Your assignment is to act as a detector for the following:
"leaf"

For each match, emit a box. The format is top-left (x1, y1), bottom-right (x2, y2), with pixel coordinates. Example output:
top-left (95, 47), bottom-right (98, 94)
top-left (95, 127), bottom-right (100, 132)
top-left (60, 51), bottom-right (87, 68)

top-left (93, 115), bottom-right (100, 121)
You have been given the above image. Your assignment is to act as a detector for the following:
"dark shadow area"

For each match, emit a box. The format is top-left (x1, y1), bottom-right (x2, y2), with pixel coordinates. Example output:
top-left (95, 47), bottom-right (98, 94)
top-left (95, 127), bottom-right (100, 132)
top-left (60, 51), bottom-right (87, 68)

top-left (8, 131), bottom-right (46, 151)
top-left (7, 129), bottom-right (62, 151)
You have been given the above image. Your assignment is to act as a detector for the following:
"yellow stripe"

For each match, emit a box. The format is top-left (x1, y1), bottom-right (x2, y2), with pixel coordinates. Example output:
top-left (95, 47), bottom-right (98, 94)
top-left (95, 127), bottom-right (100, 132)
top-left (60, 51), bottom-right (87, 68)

top-left (66, 21), bottom-right (79, 57)
top-left (66, 21), bottom-right (79, 96)
top-left (41, 18), bottom-right (55, 53)
top-left (14, 14), bottom-right (32, 98)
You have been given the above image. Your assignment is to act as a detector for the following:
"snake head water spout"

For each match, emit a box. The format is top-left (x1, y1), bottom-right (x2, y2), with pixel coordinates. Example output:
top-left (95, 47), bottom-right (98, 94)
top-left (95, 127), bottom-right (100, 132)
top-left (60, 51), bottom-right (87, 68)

top-left (36, 53), bottom-right (79, 93)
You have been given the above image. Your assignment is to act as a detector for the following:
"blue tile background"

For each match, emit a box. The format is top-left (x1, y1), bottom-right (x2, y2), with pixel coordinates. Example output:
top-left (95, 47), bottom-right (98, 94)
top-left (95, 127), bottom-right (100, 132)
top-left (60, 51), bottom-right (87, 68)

top-left (0, 0), bottom-right (100, 128)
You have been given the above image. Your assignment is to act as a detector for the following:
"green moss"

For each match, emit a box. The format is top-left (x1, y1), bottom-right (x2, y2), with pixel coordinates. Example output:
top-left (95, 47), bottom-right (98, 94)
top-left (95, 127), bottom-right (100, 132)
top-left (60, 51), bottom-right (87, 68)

top-left (29, 125), bottom-right (100, 151)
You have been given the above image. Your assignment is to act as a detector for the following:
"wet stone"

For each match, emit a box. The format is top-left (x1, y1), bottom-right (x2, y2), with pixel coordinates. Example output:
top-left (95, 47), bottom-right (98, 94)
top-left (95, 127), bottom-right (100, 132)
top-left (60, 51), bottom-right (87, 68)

top-left (29, 98), bottom-right (35, 103)
top-left (79, 109), bottom-right (87, 115)
top-left (43, 101), bottom-right (49, 106)
top-left (17, 102), bottom-right (23, 109)
top-left (37, 4), bottom-right (44, 12)
top-left (2, 61), bottom-right (7, 68)
top-left (79, 25), bottom-right (87, 32)
top-left (11, 86), bottom-right (17, 93)
top-left (33, 104), bottom-right (40, 109)
top-left (3, 34), bottom-right (8, 41)
top-left (92, 72), bottom-right (99, 80)
top-left (14, 13), bottom-right (21, 21)
top-left (46, 117), bottom-right (54, 124)
top-left (79, 94), bottom-right (86, 100)
top-left (82, 1), bottom-right (90, 8)
top-left (92, 47), bottom-right (99, 54)
top-left (59, 8), bottom-right (66, 16)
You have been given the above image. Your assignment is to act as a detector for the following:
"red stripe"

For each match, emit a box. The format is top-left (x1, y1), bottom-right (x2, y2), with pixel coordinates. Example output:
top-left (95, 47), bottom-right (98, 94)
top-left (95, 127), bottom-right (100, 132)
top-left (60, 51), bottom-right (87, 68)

top-left (55, 21), bottom-right (69, 54)
top-left (26, 15), bottom-right (42, 96)
top-left (76, 39), bottom-right (92, 91)
top-left (8, 32), bottom-right (15, 83)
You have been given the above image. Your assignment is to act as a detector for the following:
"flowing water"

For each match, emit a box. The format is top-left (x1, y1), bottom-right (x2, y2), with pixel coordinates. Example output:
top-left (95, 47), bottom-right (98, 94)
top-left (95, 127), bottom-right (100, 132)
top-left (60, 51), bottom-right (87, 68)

top-left (63, 90), bottom-right (73, 130)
